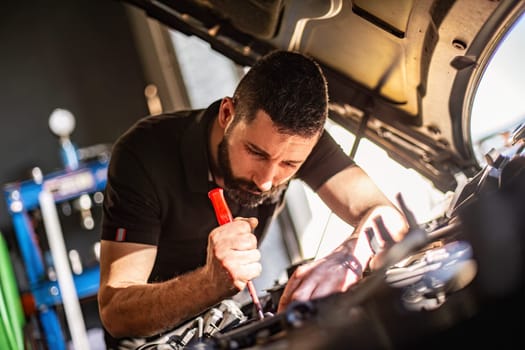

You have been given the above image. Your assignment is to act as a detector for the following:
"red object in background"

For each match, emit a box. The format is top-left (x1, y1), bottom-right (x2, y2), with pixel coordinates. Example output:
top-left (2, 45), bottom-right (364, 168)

top-left (21, 292), bottom-right (36, 316)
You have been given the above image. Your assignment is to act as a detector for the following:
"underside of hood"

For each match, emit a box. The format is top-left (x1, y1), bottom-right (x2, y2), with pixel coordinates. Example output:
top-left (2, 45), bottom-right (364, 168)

top-left (123, 0), bottom-right (525, 192)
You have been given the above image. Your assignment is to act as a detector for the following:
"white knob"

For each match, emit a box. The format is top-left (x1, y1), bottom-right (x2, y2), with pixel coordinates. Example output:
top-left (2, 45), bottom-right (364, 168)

top-left (49, 108), bottom-right (76, 137)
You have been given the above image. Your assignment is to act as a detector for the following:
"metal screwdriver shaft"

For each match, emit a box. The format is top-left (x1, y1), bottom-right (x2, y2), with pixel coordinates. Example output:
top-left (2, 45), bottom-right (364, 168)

top-left (208, 188), bottom-right (265, 320)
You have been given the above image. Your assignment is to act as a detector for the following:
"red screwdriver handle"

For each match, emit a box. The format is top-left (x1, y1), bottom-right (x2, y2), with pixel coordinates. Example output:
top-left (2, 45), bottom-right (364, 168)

top-left (208, 188), bottom-right (233, 225)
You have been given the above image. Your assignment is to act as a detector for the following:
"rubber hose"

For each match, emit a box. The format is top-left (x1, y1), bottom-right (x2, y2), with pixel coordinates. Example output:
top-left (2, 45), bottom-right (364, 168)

top-left (0, 233), bottom-right (24, 349)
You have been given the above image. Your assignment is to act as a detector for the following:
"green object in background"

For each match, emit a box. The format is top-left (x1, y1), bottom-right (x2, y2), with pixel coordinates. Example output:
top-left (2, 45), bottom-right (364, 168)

top-left (0, 233), bottom-right (25, 350)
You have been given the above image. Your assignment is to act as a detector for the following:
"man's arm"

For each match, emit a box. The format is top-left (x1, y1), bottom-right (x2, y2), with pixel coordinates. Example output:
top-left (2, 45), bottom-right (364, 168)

top-left (278, 165), bottom-right (408, 311)
top-left (316, 164), bottom-right (407, 245)
top-left (98, 218), bottom-right (260, 339)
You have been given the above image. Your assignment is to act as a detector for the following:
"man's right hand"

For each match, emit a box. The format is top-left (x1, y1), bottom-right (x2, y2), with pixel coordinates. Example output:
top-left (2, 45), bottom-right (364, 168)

top-left (204, 217), bottom-right (261, 297)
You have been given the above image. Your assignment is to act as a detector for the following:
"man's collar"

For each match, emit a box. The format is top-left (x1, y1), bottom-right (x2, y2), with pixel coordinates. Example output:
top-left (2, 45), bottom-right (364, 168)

top-left (181, 100), bottom-right (221, 193)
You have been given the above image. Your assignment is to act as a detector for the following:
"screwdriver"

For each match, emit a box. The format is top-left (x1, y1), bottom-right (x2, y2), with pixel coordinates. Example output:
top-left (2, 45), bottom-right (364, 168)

top-left (208, 188), bottom-right (265, 320)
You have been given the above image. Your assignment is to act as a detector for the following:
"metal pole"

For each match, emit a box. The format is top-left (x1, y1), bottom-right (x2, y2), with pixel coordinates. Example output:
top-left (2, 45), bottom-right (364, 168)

top-left (39, 190), bottom-right (90, 350)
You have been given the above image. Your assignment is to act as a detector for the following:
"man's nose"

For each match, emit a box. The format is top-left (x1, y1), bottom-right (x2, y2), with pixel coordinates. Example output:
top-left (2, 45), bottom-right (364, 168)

top-left (253, 164), bottom-right (277, 192)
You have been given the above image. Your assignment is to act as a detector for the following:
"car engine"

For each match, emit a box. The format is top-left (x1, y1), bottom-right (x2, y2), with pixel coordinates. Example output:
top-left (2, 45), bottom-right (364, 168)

top-left (132, 124), bottom-right (524, 350)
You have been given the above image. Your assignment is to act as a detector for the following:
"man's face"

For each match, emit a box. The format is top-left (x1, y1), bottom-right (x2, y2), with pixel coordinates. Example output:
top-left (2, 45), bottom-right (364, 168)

top-left (217, 109), bottom-right (319, 207)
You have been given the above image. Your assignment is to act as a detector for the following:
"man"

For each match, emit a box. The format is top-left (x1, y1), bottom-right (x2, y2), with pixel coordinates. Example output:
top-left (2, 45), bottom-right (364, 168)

top-left (98, 50), bottom-right (408, 347)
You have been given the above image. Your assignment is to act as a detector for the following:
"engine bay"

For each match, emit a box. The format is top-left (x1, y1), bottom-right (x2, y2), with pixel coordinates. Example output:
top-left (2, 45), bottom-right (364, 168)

top-left (132, 124), bottom-right (524, 350)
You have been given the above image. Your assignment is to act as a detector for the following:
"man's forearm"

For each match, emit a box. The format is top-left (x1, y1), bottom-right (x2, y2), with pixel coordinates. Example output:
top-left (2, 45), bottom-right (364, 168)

top-left (100, 266), bottom-right (227, 338)
top-left (341, 205), bottom-right (408, 272)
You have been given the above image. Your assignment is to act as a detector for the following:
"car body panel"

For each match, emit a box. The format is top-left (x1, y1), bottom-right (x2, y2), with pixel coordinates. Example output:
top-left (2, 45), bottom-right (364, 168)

top-left (122, 0), bottom-right (524, 192)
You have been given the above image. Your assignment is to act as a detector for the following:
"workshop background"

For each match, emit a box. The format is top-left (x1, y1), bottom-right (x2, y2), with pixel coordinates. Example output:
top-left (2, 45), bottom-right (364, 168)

top-left (0, 0), bottom-right (148, 232)
top-left (0, 1), bottom-right (151, 348)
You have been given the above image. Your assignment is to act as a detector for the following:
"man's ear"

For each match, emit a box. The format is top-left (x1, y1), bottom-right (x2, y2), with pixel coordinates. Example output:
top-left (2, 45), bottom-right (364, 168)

top-left (218, 97), bottom-right (235, 129)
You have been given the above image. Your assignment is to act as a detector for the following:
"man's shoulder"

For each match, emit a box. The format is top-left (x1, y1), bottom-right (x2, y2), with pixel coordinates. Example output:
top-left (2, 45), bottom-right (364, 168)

top-left (132, 108), bottom-right (202, 133)
top-left (117, 108), bottom-right (203, 147)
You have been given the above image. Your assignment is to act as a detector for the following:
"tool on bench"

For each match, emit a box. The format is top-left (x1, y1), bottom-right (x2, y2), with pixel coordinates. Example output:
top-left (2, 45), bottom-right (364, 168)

top-left (208, 188), bottom-right (265, 320)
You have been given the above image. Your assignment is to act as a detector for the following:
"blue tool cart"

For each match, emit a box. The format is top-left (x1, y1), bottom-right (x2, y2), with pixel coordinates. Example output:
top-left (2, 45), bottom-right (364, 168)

top-left (3, 108), bottom-right (110, 350)
top-left (4, 158), bottom-right (108, 350)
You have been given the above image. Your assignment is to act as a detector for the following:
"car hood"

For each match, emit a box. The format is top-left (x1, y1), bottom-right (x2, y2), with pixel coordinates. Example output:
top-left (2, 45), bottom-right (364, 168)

top-left (122, 0), bottom-right (524, 192)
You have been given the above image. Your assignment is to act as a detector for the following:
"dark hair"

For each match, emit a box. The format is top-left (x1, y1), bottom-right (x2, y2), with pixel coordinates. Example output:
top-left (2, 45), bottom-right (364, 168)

top-left (232, 50), bottom-right (328, 137)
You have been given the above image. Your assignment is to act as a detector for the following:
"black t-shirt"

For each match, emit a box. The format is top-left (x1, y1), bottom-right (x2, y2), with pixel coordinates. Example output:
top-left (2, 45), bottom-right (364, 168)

top-left (100, 100), bottom-right (354, 345)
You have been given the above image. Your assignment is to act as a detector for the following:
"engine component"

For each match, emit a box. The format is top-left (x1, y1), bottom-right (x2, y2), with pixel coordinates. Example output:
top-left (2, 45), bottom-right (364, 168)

top-left (385, 240), bottom-right (477, 311)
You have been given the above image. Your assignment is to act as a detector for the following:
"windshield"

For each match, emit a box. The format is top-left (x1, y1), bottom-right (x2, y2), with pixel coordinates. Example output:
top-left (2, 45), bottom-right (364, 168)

top-left (470, 11), bottom-right (525, 165)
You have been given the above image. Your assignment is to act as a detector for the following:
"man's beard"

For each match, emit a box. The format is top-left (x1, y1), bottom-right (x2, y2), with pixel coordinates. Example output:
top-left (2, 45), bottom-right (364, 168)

top-left (216, 138), bottom-right (288, 208)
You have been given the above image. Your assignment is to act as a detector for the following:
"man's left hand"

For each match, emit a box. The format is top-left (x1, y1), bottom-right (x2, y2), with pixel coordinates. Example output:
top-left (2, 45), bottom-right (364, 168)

top-left (277, 249), bottom-right (362, 312)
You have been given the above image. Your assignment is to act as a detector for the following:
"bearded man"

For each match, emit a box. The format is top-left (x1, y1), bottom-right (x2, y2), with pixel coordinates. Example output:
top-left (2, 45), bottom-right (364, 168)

top-left (98, 50), bottom-right (408, 349)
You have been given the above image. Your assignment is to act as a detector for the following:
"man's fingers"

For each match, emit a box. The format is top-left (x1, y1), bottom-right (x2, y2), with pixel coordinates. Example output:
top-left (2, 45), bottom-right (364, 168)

top-left (233, 216), bottom-right (259, 231)
top-left (246, 217), bottom-right (258, 230)
top-left (307, 282), bottom-right (337, 300)
top-left (277, 258), bottom-right (360, 312)
top-left (210, 221), bottom-right (258, 250)
top-left (207, 217), bottom-right (261, 293)
top-left (221, 249), bottom-right (261, 276)
top-left (222, 249), bottom-right (261, 265)
top-left (239, 261), bottom-right (262, 280)
top-left (233, 234), bottom-right (258, 250)
top-left (277, 275), bottom-right (312, 312)
top-left (223, 258), bottom-right (262, 289)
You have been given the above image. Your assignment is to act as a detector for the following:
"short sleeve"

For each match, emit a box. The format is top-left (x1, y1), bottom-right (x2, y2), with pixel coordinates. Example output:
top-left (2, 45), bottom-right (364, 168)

top-left (296, 130), bottom-right (355, 191)
top-left (101, 141), bottom-right (161, 245)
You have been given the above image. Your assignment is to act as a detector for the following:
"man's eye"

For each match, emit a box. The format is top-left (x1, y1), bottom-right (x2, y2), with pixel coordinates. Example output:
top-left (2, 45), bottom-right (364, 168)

top-left (282, 161), bottom-right (298, 169)
top-left (248, 148), bottom-right (265, 158)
